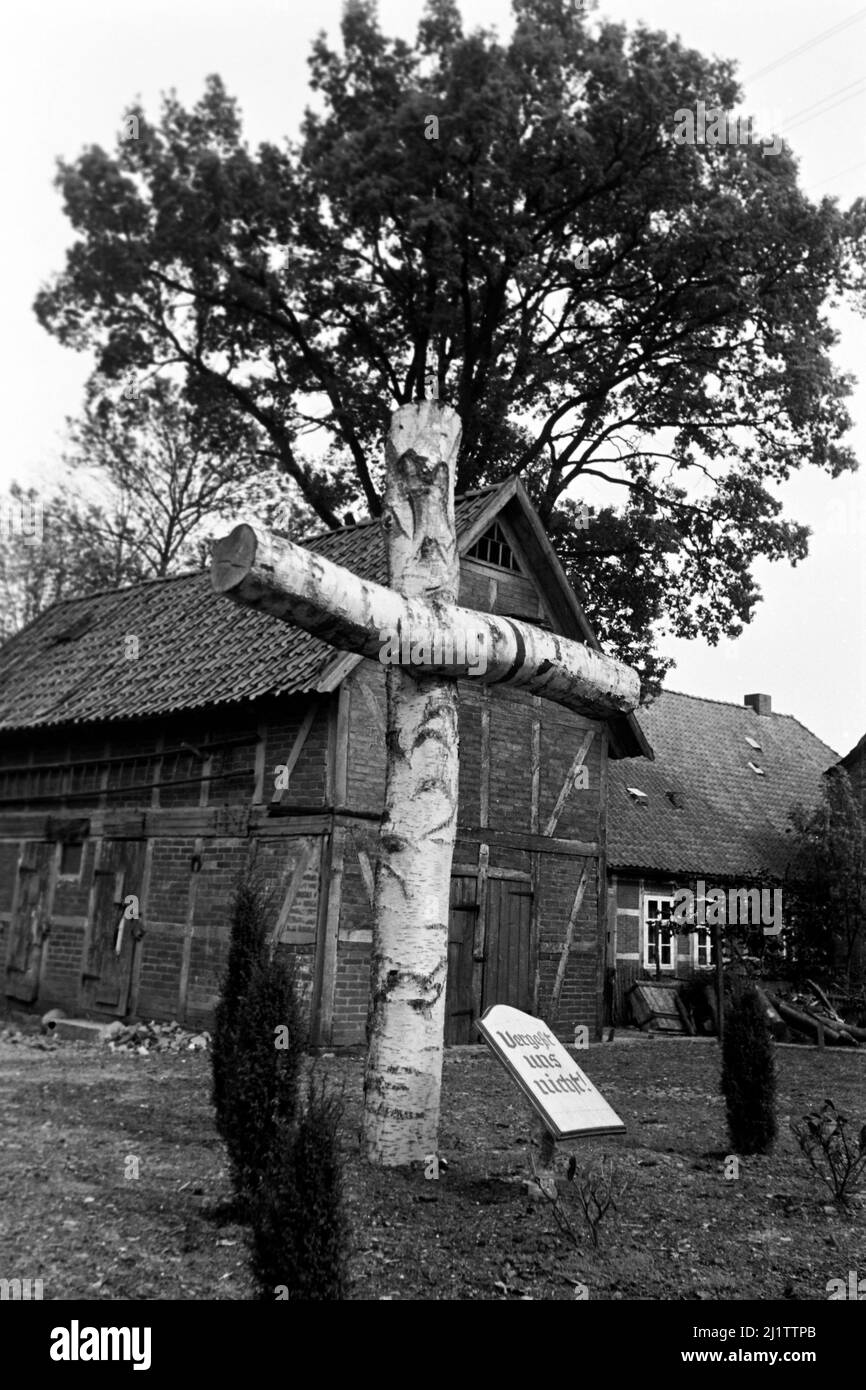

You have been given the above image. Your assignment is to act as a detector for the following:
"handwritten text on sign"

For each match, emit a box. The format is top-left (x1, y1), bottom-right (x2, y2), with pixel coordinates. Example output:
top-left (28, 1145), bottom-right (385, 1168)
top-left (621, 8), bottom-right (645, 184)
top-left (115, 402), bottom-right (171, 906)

top-left (477, 1004), bottom-right (625, 1140)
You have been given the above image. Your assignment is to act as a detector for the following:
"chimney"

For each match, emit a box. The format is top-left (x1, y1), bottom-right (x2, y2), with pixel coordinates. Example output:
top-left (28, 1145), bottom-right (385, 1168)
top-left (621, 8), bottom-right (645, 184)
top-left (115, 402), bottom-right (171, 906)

top-left (744, 693), bottom-right (772, 717)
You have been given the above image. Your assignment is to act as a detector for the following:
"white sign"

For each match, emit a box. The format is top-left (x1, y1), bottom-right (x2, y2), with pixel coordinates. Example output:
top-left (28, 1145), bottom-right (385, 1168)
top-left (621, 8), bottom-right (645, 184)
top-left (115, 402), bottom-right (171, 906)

top-left (476, 1004), bottom-right (625, 1140)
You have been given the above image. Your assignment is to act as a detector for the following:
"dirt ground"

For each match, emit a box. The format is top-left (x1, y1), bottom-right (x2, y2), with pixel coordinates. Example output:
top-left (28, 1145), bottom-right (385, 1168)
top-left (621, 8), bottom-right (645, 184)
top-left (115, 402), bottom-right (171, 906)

top-left (0, 1030), bottom-right (863, 1300)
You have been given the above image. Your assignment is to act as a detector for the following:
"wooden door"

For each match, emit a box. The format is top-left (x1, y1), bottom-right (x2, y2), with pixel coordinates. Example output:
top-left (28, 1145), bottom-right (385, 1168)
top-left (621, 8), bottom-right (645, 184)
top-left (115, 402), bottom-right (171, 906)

top-left (481, 878), bottom-right (533, 1015)
top-left (4, 843), bottom-right (54, 1003)
top-left (444, 874), bottom-right (478, 1044)
top-left (80, 840), bottom-right (146, 1016)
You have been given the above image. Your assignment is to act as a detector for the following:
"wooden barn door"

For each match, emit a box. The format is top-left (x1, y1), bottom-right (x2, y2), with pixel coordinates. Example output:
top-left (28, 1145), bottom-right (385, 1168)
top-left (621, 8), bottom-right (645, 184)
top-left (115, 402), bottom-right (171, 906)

top-left (4, 843), bottom-right (55, 1003)
top-left (444, 873), bottom-right (478, 1044)
top-left (80, 840), bottom-right (146, 1016)
top-left (482, 878), bottom-right (533, 1016)
top-left (445, 870), bottom-right (534, 1042)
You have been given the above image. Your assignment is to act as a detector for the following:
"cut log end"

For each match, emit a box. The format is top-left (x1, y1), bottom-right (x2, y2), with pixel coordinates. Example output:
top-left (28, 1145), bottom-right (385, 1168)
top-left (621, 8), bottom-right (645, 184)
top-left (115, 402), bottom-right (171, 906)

top-left (211, 524), bottom-right (258, 593)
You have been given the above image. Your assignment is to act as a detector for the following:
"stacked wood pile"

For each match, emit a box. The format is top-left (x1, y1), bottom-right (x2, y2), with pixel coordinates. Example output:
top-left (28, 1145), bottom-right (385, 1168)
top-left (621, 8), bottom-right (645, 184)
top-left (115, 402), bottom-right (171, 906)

top-left (763, 980), bottom-right (864, 1048)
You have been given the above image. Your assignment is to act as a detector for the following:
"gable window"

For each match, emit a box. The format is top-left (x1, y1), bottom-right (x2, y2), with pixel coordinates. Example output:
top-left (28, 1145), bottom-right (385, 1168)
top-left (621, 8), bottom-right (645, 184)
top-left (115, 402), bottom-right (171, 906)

top-left (643, 895), bottom-right (676, 971)
top-left (467, 521), bottom-right (521, 572)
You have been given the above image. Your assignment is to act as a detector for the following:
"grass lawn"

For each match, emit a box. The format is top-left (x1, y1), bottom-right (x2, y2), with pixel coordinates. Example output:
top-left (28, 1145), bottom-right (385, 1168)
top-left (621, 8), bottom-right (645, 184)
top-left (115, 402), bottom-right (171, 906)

top-left (0, 1032), bottom-right (863, 1300)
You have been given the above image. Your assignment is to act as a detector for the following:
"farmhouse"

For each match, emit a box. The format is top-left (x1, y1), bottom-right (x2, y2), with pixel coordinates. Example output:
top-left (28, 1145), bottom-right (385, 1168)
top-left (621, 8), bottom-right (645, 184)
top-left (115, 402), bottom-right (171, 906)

top-left (0, 480), bottom-right (648, 1045)
top-left (604, 690), bottom-right (839, 1021)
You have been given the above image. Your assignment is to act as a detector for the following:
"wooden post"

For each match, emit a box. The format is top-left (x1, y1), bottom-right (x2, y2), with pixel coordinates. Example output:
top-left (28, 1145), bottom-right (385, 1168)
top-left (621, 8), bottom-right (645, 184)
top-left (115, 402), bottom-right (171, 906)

top-left (714, 921), bottom-right (724, 1045)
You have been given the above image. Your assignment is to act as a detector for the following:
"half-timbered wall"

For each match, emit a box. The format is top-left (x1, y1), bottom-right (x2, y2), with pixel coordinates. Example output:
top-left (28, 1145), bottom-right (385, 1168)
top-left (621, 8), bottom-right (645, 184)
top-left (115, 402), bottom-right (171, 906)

top-left (0, 545), bottom-right (614, 1043)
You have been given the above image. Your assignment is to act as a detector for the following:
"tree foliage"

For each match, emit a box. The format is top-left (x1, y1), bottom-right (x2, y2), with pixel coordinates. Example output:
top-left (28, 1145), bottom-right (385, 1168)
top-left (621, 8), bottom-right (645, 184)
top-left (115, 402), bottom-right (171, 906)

top-left (0, 379), bottom-right (293, 639)
top-left (786, 767), bottom-right (866, 987)
top-left (34, 0), bottom-right (861, 687)
top-left (0, 481), bottom-right (145, 642)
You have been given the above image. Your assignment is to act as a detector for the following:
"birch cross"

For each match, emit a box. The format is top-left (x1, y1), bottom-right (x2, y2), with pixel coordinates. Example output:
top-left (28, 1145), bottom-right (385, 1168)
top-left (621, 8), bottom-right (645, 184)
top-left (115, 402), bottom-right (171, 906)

top-left (212, 401), bottom-right (640, 1167)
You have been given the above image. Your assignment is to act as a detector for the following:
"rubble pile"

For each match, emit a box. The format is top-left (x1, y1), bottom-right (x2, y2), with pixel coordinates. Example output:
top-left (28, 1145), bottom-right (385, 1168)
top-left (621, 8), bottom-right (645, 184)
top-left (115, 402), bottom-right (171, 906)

top-left (0, 1025), bottom-right (54, 1049)
top-left (103, 1020), bottom-right (211, 1054)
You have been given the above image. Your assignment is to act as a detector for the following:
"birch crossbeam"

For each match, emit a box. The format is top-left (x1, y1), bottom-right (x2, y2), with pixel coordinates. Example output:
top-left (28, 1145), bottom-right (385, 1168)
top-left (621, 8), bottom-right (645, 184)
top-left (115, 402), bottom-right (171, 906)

top-left (211, 524), bottom-right (640, 720)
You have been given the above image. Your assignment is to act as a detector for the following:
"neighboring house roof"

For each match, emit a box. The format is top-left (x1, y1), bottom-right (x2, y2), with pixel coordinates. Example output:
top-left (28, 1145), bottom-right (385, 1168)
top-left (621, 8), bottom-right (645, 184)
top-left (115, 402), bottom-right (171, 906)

top-left (0, 480), bottom-right (648, 757)
top-left (838, 733), bottom-right (866, 770)
top-left (608, 691), bottom-right (839, 881)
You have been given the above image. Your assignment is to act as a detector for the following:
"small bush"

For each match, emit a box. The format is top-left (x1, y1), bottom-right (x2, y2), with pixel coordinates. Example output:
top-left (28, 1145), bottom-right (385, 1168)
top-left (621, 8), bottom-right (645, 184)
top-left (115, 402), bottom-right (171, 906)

top-left (529, 1149), bottom-right (628, 1251)
top-left (226, 950), bottom-right (306, 1207)
top-left (791, 1099), bottom-right (866, 1206)
top-left (212, 872), bottom-right (270, 1146)
top-left (250, 1077), bottom-right (349, 1300)
top-left (211, 870), bottom-right (306, 1210)
top-left (721, 982), bottom-right (777, 1154)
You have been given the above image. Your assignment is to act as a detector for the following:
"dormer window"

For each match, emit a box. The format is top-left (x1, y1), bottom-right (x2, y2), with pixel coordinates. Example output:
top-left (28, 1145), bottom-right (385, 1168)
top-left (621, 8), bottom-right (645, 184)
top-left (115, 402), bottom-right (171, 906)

top-left (627, 786), bottom-right (648, 804)
top-left (747, 761), bottom-right (765, 776)
top-left (468, 522), bottom-right (521, 572)
top-left (745, 735), bottom-right (762, 751)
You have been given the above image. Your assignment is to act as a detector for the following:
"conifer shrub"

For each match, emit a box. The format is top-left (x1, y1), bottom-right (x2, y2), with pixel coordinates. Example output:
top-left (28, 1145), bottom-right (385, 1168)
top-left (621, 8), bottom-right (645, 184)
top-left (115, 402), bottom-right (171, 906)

top-left (721, 981), bottom-right (777, 1154)
top-left (212, 872), bottom-right (269, 1149)
top-left (250, 1077), bottom-right (349, 1301)
top-left (211, 870), bottom-right (305, 1209)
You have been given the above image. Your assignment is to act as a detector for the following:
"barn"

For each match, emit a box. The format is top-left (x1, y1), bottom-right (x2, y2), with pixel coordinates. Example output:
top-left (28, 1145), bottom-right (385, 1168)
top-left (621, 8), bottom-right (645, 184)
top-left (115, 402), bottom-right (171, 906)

top-left (0, 479), bottom-right (648, 1046)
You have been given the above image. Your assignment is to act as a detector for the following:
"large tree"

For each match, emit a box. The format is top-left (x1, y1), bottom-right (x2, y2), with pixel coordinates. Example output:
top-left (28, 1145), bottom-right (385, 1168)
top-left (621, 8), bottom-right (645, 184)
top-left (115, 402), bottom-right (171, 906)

top-left (786, 769), bottom-right (866, 989)
top-left (35, 0), bottom-right (860, 688)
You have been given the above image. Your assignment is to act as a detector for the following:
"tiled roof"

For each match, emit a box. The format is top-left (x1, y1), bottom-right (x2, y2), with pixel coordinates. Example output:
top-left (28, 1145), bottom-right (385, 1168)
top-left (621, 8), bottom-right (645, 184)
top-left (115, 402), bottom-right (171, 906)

top-left (0, 488), bottom-right (516, 731)
top-left (609, 691), bottom-right (839, 880)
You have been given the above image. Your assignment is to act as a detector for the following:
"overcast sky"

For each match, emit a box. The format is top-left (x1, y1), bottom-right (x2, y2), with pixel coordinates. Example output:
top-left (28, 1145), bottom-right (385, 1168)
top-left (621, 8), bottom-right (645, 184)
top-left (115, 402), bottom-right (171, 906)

top-left (2, 0), bottom-right (864, 755)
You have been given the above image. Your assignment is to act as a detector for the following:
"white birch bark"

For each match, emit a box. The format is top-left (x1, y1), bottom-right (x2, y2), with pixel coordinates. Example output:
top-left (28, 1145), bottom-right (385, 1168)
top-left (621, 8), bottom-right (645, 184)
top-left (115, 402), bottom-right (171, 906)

top-left (360, 401), bottom-right (461, 1164)
top-left (212, 526), bottom-right (639, 718)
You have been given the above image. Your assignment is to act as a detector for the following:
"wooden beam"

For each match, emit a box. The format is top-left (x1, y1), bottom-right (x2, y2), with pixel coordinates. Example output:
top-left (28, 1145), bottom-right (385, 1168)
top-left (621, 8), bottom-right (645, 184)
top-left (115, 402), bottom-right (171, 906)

top-left (333, 685), bottom-right (350, 806)
top-left (211, 526), bottom-right (640, 720)
top-left (312, 824), bottom-right (346, 1046)
top-left (544, 728), bottom-right (595, 838)
top-left (530, 714), bottom-right (541, 836)
top-left (471, 843), bottom-right (490, 1024)
top-left (272, 703), bottom-right (317, 804)
top-left (352, 831), bottom-right (376, 906)
top-left (360, 680), bottom-right (386, 745)
top-left (273, 837), bottom-right (320, 944)
top-left (550, 862), bottom-right (590, 1021)
top-left (479, 693), bottom-right (491, 829)
top-left (252, 721), bottom-right (267, 804)
top-left (128, 838), bottom-right (154, 1018)
top-left (178, 836), bottom-right (203, 1024)
top-left (150, 734), bottom-right (164, 810)
top-left (594, 725), bottom-right (609, 1039)
top-left (457, 823), bottom-right (598, 859)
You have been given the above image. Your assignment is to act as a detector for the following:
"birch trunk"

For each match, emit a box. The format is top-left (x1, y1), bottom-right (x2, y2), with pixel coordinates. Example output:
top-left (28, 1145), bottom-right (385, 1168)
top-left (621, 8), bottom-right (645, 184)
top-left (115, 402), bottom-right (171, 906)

top-left (360, 401), bottom-right (462, 1164)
